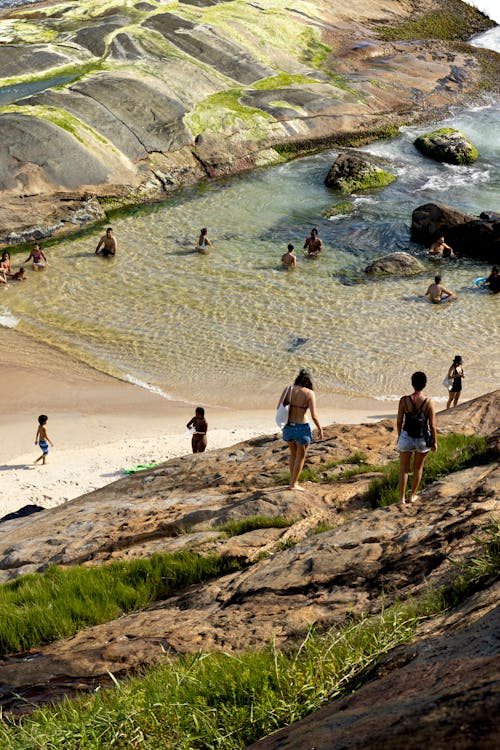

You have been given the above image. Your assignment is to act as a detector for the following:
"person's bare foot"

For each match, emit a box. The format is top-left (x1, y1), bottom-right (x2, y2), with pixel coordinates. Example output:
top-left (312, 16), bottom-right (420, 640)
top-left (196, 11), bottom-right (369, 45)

top-left (409, 495), bottom-right (421, 503)
top-left (289, 484), bottom-right (305, 491)
top-left (399, 499), bottom-right (406, 505)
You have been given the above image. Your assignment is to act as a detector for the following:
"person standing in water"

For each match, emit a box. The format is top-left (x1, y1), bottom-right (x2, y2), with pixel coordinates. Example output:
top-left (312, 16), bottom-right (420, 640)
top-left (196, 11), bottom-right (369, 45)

top-left (277, 368), bottom-right (323, 491)
top-left (447, 355), bottom-right (464, 409)
top-left (34, 414), bottom-right (54, 465)
top-left (186, 407), bottom-right (208, 453)
top-left (304, 228), bottom-right (322, 258)
top-left (196, 228), bottom-right (212, 254)
top-left (95, 228), bottom-right (117, 256)
top-left (24, 243), bottom-right (48, 270)
top-left (281, 244), bottom-right (297, 268)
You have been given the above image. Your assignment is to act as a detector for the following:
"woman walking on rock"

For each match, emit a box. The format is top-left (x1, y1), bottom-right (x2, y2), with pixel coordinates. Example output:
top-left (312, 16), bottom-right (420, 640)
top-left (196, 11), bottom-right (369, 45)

top-left (277, 368), bottom-right (323, 491)
top-left (397, 371), bottom-right (437, 504)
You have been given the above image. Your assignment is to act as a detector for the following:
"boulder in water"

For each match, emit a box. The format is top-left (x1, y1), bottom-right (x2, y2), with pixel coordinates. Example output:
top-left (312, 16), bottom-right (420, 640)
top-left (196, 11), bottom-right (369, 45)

top-left (365, 252), bottom-right (424, 276)
top-left (411, 203), bottom-right (499, 263)
top-left (414, 128), bottom-right (478, 165)
top-left (324, 154), bottom-right (395, 194)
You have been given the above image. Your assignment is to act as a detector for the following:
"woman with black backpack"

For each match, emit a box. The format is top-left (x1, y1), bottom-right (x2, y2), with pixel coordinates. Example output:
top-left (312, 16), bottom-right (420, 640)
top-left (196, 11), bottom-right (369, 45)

top-left (397, 371), bottom-right (437, 504)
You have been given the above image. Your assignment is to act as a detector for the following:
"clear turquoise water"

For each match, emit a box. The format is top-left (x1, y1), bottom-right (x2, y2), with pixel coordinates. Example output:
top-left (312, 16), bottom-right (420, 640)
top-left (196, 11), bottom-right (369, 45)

top-left (1, 33), bottom-right (498, 409)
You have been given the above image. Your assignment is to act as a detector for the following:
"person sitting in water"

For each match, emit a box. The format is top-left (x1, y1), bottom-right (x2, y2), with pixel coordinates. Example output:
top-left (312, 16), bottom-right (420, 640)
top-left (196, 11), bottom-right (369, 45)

top-left (304, 228), bottom-right (322, 257)
top-left (282, 243), bottom-right (297, 268)
top-left (425, 275), bottom-right (456, 303)
top-left (196, 227), bottom-right (212, 253)
top-left (428, 236), bottom-right (455, 258)
top-left (485, 265), bottom-right (500, 294)
top-left (95, 227), bottom-right (117, 256)
top-left (1, 251), bottom-right (13, 277)
top-left (23, 242), bottom-right (47, 270)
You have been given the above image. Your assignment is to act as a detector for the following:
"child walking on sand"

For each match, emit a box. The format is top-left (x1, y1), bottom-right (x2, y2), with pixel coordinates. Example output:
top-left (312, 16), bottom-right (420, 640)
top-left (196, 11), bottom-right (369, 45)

top-left (34, 414), bottom-right (54, 465)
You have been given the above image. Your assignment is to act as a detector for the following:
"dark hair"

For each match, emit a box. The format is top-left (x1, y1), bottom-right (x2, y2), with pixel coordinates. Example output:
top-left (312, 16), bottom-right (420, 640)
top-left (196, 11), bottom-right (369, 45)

top-left (106, 227), bottom-right (113, 233)
top-left (311, 228), bottom-right (318, 235)
top-left (195, 407), bottom-right (205, 417)
top-left (294, 368), bottom-right (313, 390)
top-left (38, 414), bottom-right (48, 425)
top-left (434, 275), bottom-right (441, 283)
top-left (200, 228), bottom-right (208, 235)
top-left (287, 243), bottom-right (294, 251)
top-left (411, 371), bottom-right (427, 391)
top-left (34, 242), bottom-right (41, 249)
top-left (453, 355), bottom-right (463, 365)
top-left (1, 251), bottom-right (10, 260)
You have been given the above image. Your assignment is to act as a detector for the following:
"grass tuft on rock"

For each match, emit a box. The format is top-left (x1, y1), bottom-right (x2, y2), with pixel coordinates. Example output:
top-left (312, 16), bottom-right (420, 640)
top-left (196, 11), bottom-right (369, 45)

top-left (0, 521), bottom-right (497, 750)
top-left (0, 552), bottom-right (241, 658)
top-left (217, 516), bottom-right (295, 537)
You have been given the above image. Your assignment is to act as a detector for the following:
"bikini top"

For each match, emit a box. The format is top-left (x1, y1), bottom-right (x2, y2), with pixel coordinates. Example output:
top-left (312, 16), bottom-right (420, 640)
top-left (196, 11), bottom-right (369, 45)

top-left (288, 386), bottom-right (309, 409)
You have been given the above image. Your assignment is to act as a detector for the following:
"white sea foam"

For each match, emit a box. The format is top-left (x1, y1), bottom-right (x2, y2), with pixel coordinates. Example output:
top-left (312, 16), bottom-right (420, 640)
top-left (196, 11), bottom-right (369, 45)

top-left (417, 167), bottom-right (490, 192)
top-left (0, 308), bottom-right (20, 328)
top-left (125, 374), bottom-right (174, 400)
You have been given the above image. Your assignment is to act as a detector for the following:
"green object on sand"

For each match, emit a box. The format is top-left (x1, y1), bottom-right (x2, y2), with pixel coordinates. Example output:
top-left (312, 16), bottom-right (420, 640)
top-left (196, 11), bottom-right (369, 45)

top-left (124, 462), bottom-right (159, 474)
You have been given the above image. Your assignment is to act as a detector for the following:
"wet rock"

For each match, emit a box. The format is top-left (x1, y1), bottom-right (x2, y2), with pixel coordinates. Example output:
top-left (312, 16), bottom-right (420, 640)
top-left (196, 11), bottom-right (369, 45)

top-left (365, 252), bottom-right (424, 276)
top-left (324, 154), bottom-right (395, 194)
top-left (411, 203), bottom-right (500, 263)
top-left (414, 127), bottom-right (478, 165)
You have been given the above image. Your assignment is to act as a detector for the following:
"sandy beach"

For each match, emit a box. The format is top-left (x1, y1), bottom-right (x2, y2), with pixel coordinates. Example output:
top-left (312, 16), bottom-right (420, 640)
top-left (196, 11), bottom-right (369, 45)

top-left (0, 327), bottom-right (399, 519)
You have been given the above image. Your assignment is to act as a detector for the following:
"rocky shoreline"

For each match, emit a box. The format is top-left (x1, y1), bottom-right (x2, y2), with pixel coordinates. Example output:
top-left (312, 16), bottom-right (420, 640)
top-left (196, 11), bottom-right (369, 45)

top-left (0, 0), bottom-right (497, 246)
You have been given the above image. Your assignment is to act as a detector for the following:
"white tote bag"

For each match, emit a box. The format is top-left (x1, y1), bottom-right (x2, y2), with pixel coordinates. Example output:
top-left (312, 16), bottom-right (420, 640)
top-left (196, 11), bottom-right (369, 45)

top-left (276, 385), bottom-right (293, 428)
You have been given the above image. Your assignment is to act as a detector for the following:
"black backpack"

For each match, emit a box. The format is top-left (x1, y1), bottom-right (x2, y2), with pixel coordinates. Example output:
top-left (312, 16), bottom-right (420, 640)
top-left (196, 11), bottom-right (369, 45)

top-left (404, 397), bottom-right (429, 438)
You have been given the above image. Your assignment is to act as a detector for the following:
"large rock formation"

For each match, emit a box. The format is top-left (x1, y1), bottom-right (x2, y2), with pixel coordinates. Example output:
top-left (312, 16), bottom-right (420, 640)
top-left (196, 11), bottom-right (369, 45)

top-left (414, 127), bottom-right (479, 164)
top-left (324, 153), bottom-right (395, 193)
top-left (0, 390), bottom-right (497, 721)
top-left (0, 0), bottom-right (496, 244)
top-left (412, 202), bottom-right (500, 262)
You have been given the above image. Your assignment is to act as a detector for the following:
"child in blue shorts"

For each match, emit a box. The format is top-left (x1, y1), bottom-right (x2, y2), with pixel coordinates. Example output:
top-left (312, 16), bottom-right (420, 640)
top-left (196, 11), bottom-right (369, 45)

top-left (34, 414), bottom-right (54, 465)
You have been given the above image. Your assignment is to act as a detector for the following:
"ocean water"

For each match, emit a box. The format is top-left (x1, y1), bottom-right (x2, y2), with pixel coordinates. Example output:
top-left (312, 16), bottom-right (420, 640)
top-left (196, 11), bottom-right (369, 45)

top-left (1, 23), bottom-right (498, 409)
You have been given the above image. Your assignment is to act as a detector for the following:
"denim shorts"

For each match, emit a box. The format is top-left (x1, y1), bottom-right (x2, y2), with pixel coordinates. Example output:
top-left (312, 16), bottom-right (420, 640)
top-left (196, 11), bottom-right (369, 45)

top-left (282, 422), bottom-right (313, 446)
top-left (397, 430), bottom-right (430, 454)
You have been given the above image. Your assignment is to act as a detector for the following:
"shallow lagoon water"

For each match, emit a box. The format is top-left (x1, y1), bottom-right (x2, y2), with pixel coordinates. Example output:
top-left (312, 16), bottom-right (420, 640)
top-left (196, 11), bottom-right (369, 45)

top-left (1, 29), bottom-right (499, 409)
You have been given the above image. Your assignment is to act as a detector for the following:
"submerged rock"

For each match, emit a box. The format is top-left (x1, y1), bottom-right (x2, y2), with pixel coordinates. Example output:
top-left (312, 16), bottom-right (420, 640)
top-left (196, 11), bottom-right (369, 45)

top-left (324, 154), bottom-right (395, 194)
top-left (414, 127), bottom-right (478, 165)
top-left (365, 252), bottom-right (424, 276)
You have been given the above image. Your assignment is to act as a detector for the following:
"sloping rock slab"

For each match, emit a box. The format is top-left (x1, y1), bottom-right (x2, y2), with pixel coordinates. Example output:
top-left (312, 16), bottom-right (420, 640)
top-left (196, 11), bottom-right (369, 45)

top-left (247, 583), bottom-right (500, 750)
top-left (0, 45), bottom-right (76, 78)
top-left (143, 12), bottom-right (272, 84)
top-left (0, 113), bottom-right (109, 191)
top-left (71, 17), bottom-right (129, 57)
top-left (71, 73), bottom-right (191, 153)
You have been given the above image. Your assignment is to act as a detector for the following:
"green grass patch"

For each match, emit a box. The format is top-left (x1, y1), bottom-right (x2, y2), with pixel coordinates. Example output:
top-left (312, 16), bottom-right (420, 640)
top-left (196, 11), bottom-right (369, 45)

top-left (0, 552), bottom-right (241, 657)
top-left (217, 516), bottom-right (295, 537)
top-left (252, 73), bottom-right (320, 90)
top-left (366, 433), bottom-right (490, 506)
top-left (185, 89), bottom-right (271, 137)
top-left (378, 8), bottom-right (492, 42)
top-left (0, 521), bottom-right (497, 749)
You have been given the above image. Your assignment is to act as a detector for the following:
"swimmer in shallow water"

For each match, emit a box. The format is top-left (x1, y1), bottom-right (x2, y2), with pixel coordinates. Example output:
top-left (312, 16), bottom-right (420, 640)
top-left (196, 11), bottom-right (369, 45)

top-left (196, 227), bottom-right (212, 254)
top-left (95, 227), bottom-right (117, 256)
top-left (428, 236), bottom-right (455, 258)
top-left (425, 275), bottom-right (456, 303)
top-left (23, 243), bottom-right (47, 270)
top-left (281, 243), bottom-right (297, 268)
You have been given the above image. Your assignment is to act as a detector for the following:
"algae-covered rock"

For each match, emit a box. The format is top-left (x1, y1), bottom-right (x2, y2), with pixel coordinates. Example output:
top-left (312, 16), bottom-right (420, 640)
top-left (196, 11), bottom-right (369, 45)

top-left (324, 154), bottom-right (395, 194)
top-left (414, 127), bottom-right (478, 165)
top-left (365, 252), bottom-right (424, 276)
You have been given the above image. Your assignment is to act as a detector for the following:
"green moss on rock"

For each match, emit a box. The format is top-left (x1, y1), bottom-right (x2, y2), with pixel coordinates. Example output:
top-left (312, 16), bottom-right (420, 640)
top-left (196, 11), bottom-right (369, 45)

top-left (414, 127), bottom-right (478, 165)
top-left (378, 6), bottom-right (493, 42)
